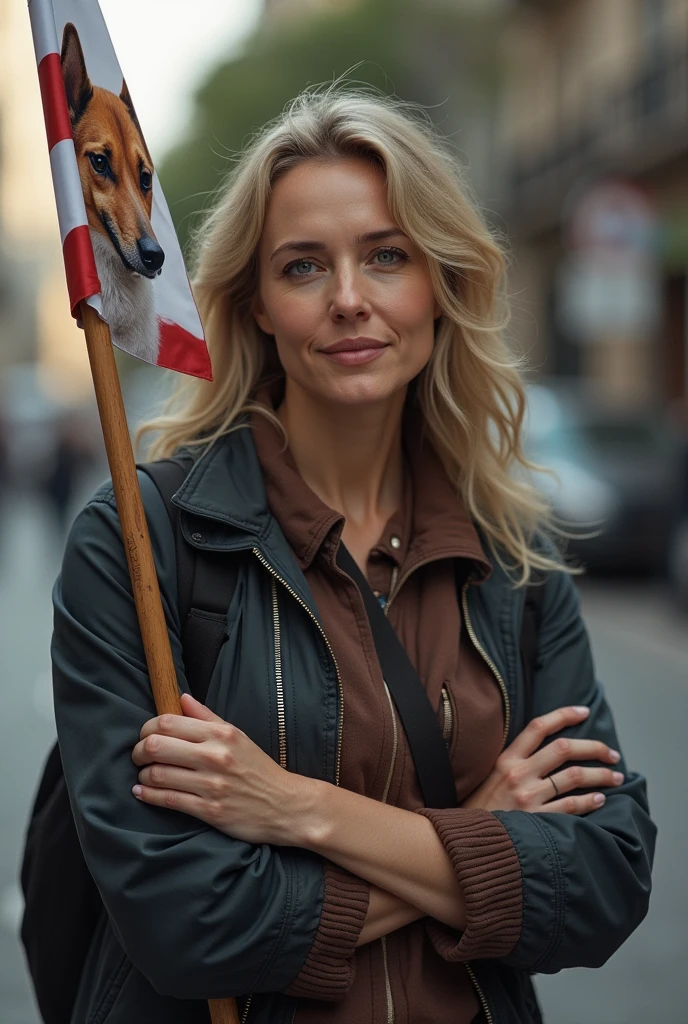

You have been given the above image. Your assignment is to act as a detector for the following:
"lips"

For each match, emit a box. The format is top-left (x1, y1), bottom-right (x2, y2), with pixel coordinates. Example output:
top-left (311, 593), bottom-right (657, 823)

top-left (320, 337), bottom-right (388, 354)
top-left (318, 338), bottom-right (390, 367)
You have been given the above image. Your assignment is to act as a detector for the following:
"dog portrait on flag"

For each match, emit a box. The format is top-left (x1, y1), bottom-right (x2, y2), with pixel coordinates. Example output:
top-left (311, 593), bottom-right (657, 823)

top-left (61, 22), bottom-right (164, 363)
top-left (29, 0), bottom-right (211, 379)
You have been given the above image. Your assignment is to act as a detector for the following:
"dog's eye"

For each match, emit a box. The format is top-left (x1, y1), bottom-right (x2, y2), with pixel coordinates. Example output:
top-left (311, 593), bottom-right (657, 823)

top-left (89, 153), bottom-right (109, 175)
top-left (140, 169), bottom-right (152, 193)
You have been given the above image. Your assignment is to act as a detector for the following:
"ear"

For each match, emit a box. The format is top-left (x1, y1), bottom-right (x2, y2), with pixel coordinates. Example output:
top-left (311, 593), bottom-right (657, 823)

top-left (120, 80), bottom-right (142, 136)
top-left (119, 79), bottom-right (152, 163)
top-left (252, 294), bottom-right (275, 336)
top-left (60, 23), bottom-right (93, 126)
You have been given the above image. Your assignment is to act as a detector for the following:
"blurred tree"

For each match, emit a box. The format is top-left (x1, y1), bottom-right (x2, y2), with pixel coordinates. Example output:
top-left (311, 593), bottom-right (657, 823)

top-left (159, 0), bottom-right (504, 256)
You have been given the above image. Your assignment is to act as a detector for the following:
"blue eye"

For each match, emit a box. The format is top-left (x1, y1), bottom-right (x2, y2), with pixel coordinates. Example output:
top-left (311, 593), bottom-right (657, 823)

top-left (285, 259), bottom-right (316, 277)
top-left (372, 246), bottom-right (407, 266)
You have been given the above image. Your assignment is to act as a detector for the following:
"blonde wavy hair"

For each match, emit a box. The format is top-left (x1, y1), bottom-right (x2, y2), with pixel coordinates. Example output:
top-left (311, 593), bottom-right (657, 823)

top-left (140, 85), bottom-right (567, 584)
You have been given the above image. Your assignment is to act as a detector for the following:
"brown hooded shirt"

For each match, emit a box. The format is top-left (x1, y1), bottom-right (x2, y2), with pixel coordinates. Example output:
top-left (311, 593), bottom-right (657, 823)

top-left (251, 400), bottom-right (522, 1024)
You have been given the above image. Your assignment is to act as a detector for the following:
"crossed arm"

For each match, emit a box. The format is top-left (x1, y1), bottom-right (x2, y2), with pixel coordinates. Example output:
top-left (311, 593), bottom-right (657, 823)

top-left (131, 694), bottom-right (624, 946)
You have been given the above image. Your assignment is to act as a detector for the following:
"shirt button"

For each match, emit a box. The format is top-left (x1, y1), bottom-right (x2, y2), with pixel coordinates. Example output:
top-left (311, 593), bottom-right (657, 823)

top-left (191, 532), bottom-right (203, 542)
top-left (390, 535), bottom-right (401, 550)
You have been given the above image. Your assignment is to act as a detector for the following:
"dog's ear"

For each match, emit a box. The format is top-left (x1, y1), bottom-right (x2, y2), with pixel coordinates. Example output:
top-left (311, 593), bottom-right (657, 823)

top-left (119, 80), bottom-right (152, 164)
top-left (61, 23), bottom-right (93, 126)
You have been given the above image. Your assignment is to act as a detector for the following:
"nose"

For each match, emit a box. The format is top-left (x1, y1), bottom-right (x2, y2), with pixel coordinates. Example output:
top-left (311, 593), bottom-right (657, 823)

top-left (137, 235), bottom-right (165, 274)
top-left (329, 268), bottom-right (371, 323)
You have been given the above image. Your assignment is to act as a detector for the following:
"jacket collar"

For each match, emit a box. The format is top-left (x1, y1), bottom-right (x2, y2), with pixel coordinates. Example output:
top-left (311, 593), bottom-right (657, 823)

top-left (251, 388), bottom-right (491, 581)
top-left (173, 423), bottom-right (271, 542)
top-left (171, 424), bottom-right (323, 613)
top-left (171, 416), bottom-right (520, 688)
top-left (172, 402), bottom-right (490, 583)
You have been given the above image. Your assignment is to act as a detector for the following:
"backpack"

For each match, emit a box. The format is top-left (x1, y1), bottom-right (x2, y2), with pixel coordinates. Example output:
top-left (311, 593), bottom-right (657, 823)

top-left (20, 456), bottom-right (543, 1023)
top-left (20, 457), bottom-right (234, 1024)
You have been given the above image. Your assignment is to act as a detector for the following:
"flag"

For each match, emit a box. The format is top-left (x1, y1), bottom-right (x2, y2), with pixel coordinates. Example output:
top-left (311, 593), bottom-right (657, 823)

top-left (28, 0), bottom-right (212, 380)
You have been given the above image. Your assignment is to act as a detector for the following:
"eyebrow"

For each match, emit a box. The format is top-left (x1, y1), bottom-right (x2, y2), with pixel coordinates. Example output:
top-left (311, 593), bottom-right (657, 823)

top-left (269, 228), bottom-right (409, 261)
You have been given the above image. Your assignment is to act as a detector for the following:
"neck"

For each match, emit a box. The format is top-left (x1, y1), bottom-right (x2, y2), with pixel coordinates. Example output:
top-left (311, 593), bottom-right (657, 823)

top-left (277, 379), bottom-right (406, 529)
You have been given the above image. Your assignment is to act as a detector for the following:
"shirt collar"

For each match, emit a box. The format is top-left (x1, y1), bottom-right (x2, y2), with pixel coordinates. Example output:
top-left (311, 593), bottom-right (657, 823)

top-left (251, 385), bottom-right (491, 581)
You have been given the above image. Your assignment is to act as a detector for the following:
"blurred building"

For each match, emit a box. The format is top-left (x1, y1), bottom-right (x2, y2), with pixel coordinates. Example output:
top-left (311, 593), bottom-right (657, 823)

top-left (497, 0), bottom-right (688, 408)
top-left (0, 1), bottom-right (36, 373)
top-left (0, 0), bottom-right (91, 402)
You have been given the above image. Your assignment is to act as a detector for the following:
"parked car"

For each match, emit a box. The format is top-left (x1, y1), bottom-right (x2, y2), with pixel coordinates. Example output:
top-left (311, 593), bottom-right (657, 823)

top-left (524, 382), bottom-right (682, 574)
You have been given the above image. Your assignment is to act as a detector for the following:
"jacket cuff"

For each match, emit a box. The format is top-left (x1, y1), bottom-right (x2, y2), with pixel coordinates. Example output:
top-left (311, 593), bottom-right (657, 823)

top-left (284, 862), bottom-right (369, 1001)
top-left (416, 807), bottom-right (522, 961)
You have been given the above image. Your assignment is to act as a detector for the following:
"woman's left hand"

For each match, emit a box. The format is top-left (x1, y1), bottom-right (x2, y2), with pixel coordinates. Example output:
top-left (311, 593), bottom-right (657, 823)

top-left (131, 693), bottom-right (310, 845)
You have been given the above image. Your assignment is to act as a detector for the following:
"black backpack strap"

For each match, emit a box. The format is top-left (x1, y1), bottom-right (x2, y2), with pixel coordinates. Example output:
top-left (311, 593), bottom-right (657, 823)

top-left (336, 543), bottom-right (458, 809)
top-left (139, 457), bottom-right (238, 704)
top-left (520, 577), bottom-right (545, 719)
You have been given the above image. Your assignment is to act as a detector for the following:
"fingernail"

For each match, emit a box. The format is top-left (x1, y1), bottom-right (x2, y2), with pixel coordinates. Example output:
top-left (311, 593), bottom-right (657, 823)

top-left (609, 749), bottom-right (621, 762)
top-left (593, 793), bottom-right (606, 806)
top-left (612, 772), bottom-right (624, 785)
top-left (574, 706), bottom-right (590, 716)
top-left (132, 785), bottom-right (142, 797)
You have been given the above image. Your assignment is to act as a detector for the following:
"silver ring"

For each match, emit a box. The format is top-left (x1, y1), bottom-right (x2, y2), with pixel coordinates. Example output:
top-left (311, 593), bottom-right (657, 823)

top-left (548, 775), bottom-right (559, 798)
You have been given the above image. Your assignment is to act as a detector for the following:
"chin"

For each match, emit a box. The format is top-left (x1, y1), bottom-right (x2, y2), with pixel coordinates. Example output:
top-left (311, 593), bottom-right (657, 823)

top-left (320, 376), bottom-right (407, 407)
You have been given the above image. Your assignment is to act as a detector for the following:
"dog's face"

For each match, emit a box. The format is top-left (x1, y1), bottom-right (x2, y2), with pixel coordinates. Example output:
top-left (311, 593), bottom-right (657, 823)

top-left (60, 23), bottom-right (165, 279)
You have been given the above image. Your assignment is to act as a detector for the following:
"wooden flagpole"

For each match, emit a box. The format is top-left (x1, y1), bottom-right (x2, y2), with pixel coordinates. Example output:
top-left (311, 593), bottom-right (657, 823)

top-left (80, 301), bottom-right (240, 1024)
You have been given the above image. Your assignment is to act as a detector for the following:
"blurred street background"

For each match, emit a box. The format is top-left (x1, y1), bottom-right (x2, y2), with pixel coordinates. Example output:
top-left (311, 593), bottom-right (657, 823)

top-left (1, 0), bottom-right (688, 1021)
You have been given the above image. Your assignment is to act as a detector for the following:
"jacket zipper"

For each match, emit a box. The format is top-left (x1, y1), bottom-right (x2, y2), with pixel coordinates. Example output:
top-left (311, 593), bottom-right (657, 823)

top-left (460, 579), bottom-right (510, 750)
top-left (252, 548), bottom-right (344, 785)
top-left (461, 576), bottom-right (503, 1024)
top-left (465, 964), bottom-right (494, 1024)
top-left (380, 934), bottom-right (395, 1024)
top-left (269, 578), bottom-right (288, 770)
top-left (380, 682), bottom-right (399, 803)
top-left (385, 557), bottom-right (433, 610)
top-left (241, 556), bottom-right (342, 1024)
top-left (240, 996), bottom-right (297, 1024)
top-left (440, 685), bottom-right (453, 745)
top-left (241, 997), bottom-right (296, 1024)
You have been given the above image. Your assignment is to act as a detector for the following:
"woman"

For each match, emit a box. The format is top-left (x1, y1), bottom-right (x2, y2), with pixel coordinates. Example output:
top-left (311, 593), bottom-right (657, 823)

top-left (53, 88), bottom-right (655, 1023)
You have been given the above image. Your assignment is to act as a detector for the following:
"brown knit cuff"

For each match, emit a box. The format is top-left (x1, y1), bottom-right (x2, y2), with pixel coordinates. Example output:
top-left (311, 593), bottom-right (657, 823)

top-left (284, 862), bottom-right (370, 1001)
top-left (417, 807), bottom-right (522, 961)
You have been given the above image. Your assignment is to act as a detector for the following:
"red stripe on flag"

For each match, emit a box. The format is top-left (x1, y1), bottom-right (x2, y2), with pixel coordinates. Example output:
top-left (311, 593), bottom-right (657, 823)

top-left (38, 52), bottom-right (74, 151)
top-left (157, 320), bottom-right (213, 381)
top-left (63, 225), bottom-right (101, 317)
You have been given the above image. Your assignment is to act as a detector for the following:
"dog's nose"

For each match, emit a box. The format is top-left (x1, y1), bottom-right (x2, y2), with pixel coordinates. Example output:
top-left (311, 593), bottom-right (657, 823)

top-left (137, 236), bottom-right (165, 274)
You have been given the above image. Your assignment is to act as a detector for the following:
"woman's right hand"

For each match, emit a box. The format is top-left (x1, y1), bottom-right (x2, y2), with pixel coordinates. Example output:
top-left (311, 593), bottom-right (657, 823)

top-left (462, 706), bottom-right (625, 815)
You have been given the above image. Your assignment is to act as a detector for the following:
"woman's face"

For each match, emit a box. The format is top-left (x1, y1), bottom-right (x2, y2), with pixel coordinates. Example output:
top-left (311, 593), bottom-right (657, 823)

top-left (254, 157), bottom-right (440, 408)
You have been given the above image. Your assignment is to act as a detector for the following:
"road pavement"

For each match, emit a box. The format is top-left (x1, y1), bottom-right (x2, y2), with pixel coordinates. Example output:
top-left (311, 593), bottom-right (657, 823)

top-left (1, 492), bottom-right (686, 1023)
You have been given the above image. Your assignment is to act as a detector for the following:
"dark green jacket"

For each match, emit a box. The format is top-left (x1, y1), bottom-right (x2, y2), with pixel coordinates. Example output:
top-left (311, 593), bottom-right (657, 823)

top-left (52, 425), bottom-right (656, 1024)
